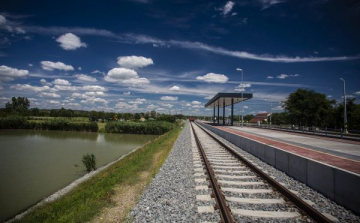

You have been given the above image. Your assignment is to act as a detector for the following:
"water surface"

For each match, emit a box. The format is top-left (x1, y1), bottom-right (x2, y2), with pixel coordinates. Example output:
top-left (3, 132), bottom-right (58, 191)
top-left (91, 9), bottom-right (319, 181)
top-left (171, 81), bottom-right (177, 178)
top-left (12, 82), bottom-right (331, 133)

top-left (0, 129), bottom-right (156, 222)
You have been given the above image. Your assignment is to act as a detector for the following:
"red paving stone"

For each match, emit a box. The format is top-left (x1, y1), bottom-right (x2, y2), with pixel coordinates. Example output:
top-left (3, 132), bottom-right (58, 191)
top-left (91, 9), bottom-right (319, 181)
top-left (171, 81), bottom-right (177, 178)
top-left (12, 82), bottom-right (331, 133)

top-left (214, 125), bottom-right (360, 175)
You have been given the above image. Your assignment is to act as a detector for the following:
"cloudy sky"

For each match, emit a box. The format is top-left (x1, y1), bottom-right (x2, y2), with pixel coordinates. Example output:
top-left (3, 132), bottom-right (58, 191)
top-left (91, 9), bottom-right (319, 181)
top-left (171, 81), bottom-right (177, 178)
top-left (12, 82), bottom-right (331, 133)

top-left (0, 0), bottom-right (359, 116)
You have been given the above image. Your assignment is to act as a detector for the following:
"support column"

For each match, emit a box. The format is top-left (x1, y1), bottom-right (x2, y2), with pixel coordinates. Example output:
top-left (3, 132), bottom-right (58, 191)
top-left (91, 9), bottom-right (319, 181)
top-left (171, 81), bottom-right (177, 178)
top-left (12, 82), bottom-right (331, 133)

top-left (231, 98), bottom-right (234, 126)
top-left (223, 99), bottom-right (225, 125)
top-left (213, 106), bottom-right (215, 123)
top-left (217, 101), bottom-right (219, 124)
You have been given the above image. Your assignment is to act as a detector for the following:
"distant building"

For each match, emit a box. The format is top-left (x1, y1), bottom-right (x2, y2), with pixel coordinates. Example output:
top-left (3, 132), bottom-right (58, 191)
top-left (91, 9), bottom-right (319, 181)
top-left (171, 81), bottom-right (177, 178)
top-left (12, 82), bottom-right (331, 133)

top-left (249, 113), bottom-right (270, 123)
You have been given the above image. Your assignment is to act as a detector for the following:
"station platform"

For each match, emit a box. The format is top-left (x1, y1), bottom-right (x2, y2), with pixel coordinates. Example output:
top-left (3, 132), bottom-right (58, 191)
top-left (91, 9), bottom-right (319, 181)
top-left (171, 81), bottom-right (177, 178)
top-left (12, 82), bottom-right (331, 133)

top-left (218, 125), bottom-right (360, 175)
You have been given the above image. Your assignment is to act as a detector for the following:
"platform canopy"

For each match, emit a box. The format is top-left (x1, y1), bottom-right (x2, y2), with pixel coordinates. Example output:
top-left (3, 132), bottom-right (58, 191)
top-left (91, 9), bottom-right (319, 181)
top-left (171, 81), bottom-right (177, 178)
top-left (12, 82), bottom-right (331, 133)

top-left (204, 92), bottom-right (253, 108)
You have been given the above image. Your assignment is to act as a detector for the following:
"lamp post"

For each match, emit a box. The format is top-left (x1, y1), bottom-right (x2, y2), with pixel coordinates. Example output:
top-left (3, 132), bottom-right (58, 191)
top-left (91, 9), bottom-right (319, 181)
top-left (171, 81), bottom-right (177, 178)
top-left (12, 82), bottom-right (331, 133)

top-left (340, 78), bottom-right (348, 133)
top-left (236, 68), bottom-right (244, 127)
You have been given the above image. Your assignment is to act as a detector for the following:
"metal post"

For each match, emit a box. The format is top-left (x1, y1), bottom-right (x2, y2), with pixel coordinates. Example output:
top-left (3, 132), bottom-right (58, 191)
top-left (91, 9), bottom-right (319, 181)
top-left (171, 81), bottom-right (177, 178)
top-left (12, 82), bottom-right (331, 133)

top-left (340, 78), bottom-right (347, 133)
top-left (217, 101), bottom-right (219, 124)
top-left (231, 98), bottom-right (234, 126)
top-left (223, 99), bottom-right (225, 125)
top-left (213, 106), bottom-right (215, 123)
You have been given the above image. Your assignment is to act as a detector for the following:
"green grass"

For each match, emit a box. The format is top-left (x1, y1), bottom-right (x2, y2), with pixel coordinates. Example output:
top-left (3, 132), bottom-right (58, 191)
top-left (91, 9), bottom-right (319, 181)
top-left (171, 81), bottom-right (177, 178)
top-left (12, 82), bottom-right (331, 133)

top-left (14, 123), bottom-right (183, 223)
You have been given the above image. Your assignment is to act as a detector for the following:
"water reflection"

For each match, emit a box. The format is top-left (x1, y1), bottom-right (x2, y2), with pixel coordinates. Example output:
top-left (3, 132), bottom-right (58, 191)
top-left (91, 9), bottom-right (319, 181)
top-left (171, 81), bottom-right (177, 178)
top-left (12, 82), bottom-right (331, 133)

top-left (0, 129), bottom-right (156, 222)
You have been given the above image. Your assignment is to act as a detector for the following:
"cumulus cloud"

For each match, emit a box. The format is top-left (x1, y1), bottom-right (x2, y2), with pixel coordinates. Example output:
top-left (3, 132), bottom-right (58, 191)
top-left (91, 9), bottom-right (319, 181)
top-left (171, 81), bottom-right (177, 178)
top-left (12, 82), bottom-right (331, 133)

top-left (91, 70), bottom-right (105, 75)
top-left (53, 78), bottom-right (71, 86)
top-left (196, 73), bottom-right (228, 83)
top-left (169, 86), bottom-right (180, 91)
top-left (40, 61), bottom-right (74, 71)
top-left (161, 96), bottom-right (178, 101)
top-left (54, 85), bottom-right (77, 91)
top-left (129, 98), bottom-right (147, 104)
top-left (82, 85), bottom-right (106, 91)
top-left (28, 63), bottom-right (33, 67)
top-left (267, 76), bottom-right (274, 79)
top-left (192, 101), bottom-right (201, 105)
top-left (81, 98), bottom-right (108, 104)
top-left (222, 1), bottom-right (235, 15)
top-left (276, 74), bottom-right (299, 79)
top-left (115, 102), bottom-right (138, 111)
top-left (75, 74), bottom-right (97, 82)
top-left (0, 15), bottom-right (7, 25)
top-left (56, 33), bottom-right (87, 50)
top-left (104, 67), bottom-right (150, 86)
top-left (40, 79), bottom-right (52, 86)
top-left (39, 92), bottom-right (61, 98)
top-left (10, 84), bottom-right (50, 92)
top-left (85, 91), bottom-right (104, 96)
top-left (71, 93), bottom-right (90, 99)
top-left (117, 56), bottom-right (154, 69)
top-left (355, 91), bottom-right (360, 95)
top-left (160, 103), bottom-right (173, 108)
top-left (123, 91), bottom-right (131, 95)
top-left (0, 65), bottom-right (29, 80)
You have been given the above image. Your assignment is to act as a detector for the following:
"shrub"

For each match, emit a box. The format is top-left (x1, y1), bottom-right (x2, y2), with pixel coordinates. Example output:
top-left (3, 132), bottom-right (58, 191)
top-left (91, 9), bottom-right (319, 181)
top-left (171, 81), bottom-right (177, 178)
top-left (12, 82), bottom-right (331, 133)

top-left (105, 121), bottom-right (174, 135)
top-left (82, 154), bottom-right (96, 172)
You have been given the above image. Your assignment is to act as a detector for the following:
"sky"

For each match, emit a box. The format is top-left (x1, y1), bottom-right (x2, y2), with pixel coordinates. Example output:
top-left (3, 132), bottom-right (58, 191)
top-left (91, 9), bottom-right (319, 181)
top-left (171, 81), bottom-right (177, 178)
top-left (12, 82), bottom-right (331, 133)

top-left (0, 0), bottom-right (359, 116)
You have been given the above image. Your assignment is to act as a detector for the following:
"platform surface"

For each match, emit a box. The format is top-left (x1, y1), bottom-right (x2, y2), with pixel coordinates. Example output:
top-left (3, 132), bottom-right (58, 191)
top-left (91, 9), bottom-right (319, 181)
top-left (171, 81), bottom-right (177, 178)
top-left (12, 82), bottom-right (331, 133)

top-left (212, 125), bottom-right (360, 175)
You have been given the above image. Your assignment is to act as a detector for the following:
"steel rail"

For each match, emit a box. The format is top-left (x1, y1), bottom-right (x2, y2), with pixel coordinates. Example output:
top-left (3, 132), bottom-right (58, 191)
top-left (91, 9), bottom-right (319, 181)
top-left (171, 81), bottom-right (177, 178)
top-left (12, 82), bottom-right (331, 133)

top-left (194, 121), bottom-right (333, 223)
top-left (191, 123), bottom-right (235, 223)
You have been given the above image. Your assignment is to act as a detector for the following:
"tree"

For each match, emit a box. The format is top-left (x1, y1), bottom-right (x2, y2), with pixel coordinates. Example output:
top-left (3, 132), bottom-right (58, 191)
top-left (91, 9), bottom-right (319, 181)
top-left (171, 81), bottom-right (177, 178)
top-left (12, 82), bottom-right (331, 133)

top-left (5, 97), bottom-right (30, 115)
top-left (244, 114), bottom-right (254, 122)
top-left (271, 112), bottom-right (289, 125)
top-left (283, 89), bottom-right (335, 126)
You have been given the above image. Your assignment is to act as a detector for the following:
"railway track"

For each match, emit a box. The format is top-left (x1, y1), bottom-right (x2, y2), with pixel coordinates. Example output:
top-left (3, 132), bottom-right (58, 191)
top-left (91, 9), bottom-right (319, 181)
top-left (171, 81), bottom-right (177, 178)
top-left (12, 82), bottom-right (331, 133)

top-left (190, 121), bottom-right (333, 223)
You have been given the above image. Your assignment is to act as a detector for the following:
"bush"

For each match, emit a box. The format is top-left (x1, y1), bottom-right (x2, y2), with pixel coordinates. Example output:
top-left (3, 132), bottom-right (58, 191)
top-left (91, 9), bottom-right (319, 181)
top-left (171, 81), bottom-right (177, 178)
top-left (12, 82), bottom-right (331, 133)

top-left (82, 154), bottom-right (96, 172)
top-left (105, 121), bottom-right (174, 135)
top-left (0, 117), bottom-right (98, 132)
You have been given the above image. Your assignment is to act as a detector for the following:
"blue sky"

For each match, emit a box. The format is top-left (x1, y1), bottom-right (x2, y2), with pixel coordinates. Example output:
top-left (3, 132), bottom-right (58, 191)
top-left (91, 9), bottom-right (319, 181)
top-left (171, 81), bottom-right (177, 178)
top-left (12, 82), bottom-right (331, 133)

top-left (0, 0), bottom-right (359, 116)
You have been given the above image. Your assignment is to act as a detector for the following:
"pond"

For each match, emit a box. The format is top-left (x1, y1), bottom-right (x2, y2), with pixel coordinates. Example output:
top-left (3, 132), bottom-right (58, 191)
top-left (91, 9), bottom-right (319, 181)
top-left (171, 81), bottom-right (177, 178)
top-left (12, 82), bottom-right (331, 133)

top-left (0, 130), bottom-right (157, 222)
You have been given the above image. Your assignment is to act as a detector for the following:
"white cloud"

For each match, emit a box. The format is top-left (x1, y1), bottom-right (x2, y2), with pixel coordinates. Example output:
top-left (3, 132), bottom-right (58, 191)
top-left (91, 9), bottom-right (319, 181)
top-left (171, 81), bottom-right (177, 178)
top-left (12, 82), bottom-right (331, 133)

top-left (28, 63), bottom-right (33, 67)
top-left (196, 73), bottom-right (228, 83)
top-left (105, 68), bottom-right (138, 82)
top-left (39, 92), bottom-right (61, 98)
top-left (0, 65), bottom-right (29, 80)
top-left (122, 77), bottom-right (150, 86)
top-left (354, 91), bottom-right (360, 95)
top-left (123, 91), bottom-right (131, 95)
top-left (232, 12), bottom-right (237, 16)
top-left (169, 85), bottom-right (180, 91)
top-left (147, 104), bottom-right (159, 110)
top-left (10, 84), bottom-right (50, 92)
top-left (115, 102), bottom-right (138, 111)
top-left (192, 101), bottom-right (201, 105)
top-left (40, 61), bottom-right (74, 71)
top-left (327, 95), bottom-right (332, 98)
top-left (117, 56), bottom-right (154, 69)
top-left (15, 27), bottom-right (26, 34)
top-left (54, 85), bottom-right (77, 91)
top-left (267, 76), bottom-right (274, 79)
top-left (0, 15), bottom-right (7, 25)
top-left (82, 85), bottom-right (106, 91)
top-left (272, 106), bottom-right (284, 111)
top-left (129, 98), bottom-right (147, 104)
top-left (40, 79), bottom-right (52, 86)
top-left (204, 96), bottom-right (213, 99)
top-left (243, 105), bottom-right (249, 109)
top-left (78, 67), bottom-right (82, 70)
top-left (238, 83), bottom-right (251, 88)
top-left (85, 91), bottom-right (104, 96)
top-left (185, 103), bottom-right (192, 107)
top-left (161, 96), bottom-right (178, 101)
top-left (53, 78), bottom-right (71, 86)
top-left (81, 98), bottom-right (108, 104)
top-left (50, 100), bottom-right (60, 104)
top-left (260, 0), bottom-right (285, 10)
top-left (75, 74), bottom-right (97, 82)
top-left (222, 1), bottom-right (235, 15)
top-left (160, 103), bottom-right (173, 108)
top-left (71, 93), bottom-right (90, 99)
top-left (235, 88), bottom-right (245, 92)
top-left (91, 70), bottom-right (105, 75)
top-left (192, 105), bottom-right (202, 108)
top-left (56, 33), bottom-right (87, 50)
top-left (276, 74), bottom-right (299, 79)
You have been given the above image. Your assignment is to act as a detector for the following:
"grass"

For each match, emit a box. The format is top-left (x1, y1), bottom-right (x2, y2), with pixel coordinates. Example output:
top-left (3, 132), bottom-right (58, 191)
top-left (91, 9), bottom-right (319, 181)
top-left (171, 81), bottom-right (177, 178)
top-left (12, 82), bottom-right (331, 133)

top-left (14, 122), bottom-right (184, 223)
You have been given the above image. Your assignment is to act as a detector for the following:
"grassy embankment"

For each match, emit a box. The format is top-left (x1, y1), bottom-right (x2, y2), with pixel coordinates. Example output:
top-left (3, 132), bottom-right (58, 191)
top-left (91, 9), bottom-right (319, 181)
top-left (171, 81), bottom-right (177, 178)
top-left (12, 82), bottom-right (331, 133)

top-left (13, 122), bottom-right (184, 223)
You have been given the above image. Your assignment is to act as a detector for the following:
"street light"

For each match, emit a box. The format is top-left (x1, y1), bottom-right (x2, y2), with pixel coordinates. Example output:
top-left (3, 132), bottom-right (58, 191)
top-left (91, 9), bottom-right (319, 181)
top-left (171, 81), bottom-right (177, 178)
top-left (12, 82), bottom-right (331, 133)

top-left (340, 78), bottom-right (348, 133)
top-left (236, 68), bottom-right (243, 127)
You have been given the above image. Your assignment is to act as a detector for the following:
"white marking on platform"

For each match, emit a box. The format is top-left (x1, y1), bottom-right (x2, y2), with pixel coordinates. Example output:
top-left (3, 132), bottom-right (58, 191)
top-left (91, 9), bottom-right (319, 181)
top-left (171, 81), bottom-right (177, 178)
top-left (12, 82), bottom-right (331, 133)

top-left (222, 187), bottom-right (272, 194)
top-left (196, 185), bottom-right (209, 190)
top-left (231, 209), bottom-right (300, 219)
top-left (197, 206), bottom-right (214, 213)
top-left (196, 195), bottom-right (212, 201)
top-left (216, 174), bottom-right (255, 179)
top-left (226, 197), bottom-right (284, 204)
top-left (219, 180), bottom-right (264, 186)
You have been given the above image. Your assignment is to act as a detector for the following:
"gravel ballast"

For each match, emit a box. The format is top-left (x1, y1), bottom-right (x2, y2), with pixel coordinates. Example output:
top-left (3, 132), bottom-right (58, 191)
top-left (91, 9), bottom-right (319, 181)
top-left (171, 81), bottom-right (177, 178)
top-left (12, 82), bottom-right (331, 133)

top-left (129, 122), bottom-right (220, 222)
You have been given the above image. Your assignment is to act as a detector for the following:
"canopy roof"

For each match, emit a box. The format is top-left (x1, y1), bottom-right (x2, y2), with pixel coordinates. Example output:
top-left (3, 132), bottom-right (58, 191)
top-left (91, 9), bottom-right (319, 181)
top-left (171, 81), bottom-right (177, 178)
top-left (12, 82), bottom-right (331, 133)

top-left (204, 92), bottom-right (253, 108)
